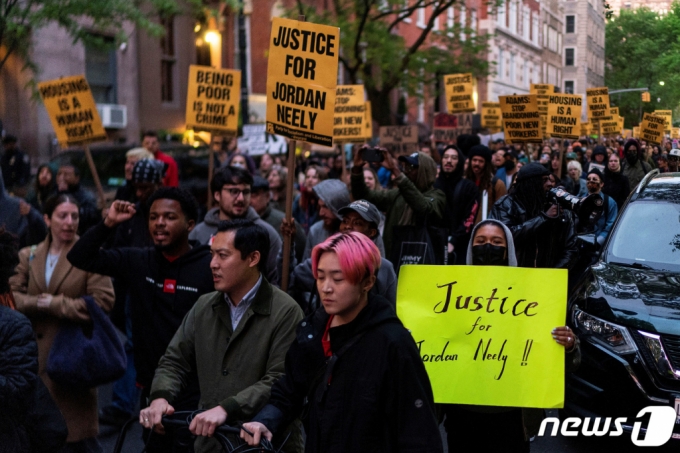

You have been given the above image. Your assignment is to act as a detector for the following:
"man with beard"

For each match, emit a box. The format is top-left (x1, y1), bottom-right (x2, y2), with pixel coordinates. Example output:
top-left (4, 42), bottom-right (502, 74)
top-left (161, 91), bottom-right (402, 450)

top-left (489, 163), bottom-right (578, 269)
top-left (435, 145), bottom-right (479, 264)
top-left (190, 166), bottom-right (282, 285)
top-left (495, 150), bottom-right (519, 189)
top-left (464, 145), bottom-right (506, 225)
top-left (584, 169), bottom-right (617, 246)
top-left (68, 188), bottom-right (214, 452)
top-left (621, 139), bottom-right (652, 190)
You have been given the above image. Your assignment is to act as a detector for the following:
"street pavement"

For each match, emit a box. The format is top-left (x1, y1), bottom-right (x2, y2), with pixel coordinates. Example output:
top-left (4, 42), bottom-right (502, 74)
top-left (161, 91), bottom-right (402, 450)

top-left (98, 385), bottom-right (678, 453)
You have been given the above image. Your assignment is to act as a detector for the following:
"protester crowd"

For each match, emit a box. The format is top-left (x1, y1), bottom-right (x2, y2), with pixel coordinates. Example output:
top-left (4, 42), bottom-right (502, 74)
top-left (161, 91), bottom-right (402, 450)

top-left (0, 129), bottom-right (671, 453)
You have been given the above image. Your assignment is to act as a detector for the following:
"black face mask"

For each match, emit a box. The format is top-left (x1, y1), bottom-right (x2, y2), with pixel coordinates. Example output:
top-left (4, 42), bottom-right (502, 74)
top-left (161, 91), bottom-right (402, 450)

top-left (472, 244), bottom-right (508, 266)
top-left (503, 160), bottom-right (516, 171)
top-left (626, 151), bottom-right (638, 165)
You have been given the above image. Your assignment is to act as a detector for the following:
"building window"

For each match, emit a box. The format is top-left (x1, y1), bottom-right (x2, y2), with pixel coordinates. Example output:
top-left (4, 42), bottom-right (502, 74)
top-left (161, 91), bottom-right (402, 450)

top-left (566, 15), bottom-right (575, 33)
top-left (497, 2), bottom-right (505, 28)
top-left (448, 6), bottom-right (455, 28)
top-left (523, 60), bottom-right (529, 87)
top-left (498, 49), bottom-right (504, 79)
top-left (532, 14), bottom-right (539, 44)
top-left (565, 48), bottom-right (575, 66)
top-left (564, 81), bottom-right (574, 94)
top-left (459, 5), bottom-right (466, 41)
top-left (85, 36), bottom-right (117, 104)
top-left (509, 1), bottom-right (517, 33)
top-left (522, 7), bottom-right (530, 40)
top-left (404, 0), bottom-right (411, 23)
top-left (509, 53), bottom-right (515, 83)
top-left (160, 16), bottom-right (175, 102)
top-left (417, 5), bottom-right (426, 28)
top-left (470, 9), bottom-right (477, 36)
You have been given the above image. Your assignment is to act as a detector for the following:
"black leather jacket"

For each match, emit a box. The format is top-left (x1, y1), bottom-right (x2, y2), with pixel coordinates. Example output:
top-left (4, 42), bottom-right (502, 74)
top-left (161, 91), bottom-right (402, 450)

top-left (489, 194), bottom-right (578, 269)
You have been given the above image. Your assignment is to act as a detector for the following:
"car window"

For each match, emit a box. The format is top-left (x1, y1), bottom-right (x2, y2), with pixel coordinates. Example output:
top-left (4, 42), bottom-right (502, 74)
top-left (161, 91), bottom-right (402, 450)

top-left (606, 201), bottom-right (680, 271)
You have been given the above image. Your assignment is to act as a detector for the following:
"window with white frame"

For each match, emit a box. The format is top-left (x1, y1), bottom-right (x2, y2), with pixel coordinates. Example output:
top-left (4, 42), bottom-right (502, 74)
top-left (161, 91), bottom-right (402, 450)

top-left (543, 23), bottom-right (548, 47)
top-left (404, 0), bottom-right (411, 23)
top-left (498, 49), bottom-right (504, 79)
top-left (447, 6), bottom-right (455, 35)
top-left (509, 1), bottom-right (517, 34)
top-left (497, 1), bottom-right (506, 27)
top-left (564, 80), bottom-right (574, 94)
top-left (460, 5), bottom-right (466, 41)
top-left (532, 14), bottom-right (539, 45)
top-left (566, 15), bottom-right (575, 33)
top-left (565, 48), bottom-right (575, 66)
top-left (470, 9), bottom-right (477, 36)
top-left (522, 6), bottom-right (530, 40)
top-left (417, 4), bottom-right (426, 28)
top-left (510, 53), bottom-right (515, 83)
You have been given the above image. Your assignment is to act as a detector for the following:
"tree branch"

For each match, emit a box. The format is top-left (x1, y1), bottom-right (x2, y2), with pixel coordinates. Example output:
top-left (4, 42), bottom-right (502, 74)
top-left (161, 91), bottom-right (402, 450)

top-left (351, 0), bottom-right (372, 73)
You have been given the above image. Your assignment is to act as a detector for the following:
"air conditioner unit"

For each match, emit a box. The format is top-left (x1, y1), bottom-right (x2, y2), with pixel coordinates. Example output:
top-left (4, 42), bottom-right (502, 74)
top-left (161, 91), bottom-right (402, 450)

top-left (96, 104), bottom-right (127, 129)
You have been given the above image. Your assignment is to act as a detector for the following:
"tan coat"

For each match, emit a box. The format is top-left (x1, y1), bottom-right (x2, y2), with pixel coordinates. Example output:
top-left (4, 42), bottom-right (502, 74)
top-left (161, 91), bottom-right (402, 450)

top-left (10, 237), bottom-right (114, 442)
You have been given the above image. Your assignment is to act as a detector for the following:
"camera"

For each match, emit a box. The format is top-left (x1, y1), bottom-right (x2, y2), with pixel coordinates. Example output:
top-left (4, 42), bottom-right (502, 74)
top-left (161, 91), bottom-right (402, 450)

top-left (362, 147), bottom-right (384, 163)
top-left (547, 188), bottom-right (604, 231)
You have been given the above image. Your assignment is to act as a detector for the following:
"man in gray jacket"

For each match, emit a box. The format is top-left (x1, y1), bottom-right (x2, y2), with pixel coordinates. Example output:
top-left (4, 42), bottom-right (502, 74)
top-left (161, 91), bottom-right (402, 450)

top-left (190, 166), bottom-right (282, 285)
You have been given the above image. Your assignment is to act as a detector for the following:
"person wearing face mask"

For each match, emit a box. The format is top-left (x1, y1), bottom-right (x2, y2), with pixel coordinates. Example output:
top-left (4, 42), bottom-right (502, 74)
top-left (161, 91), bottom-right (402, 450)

top-left (495, 150), bottom-right (519, 189)
top-left (621, 139), bottom-right (652, 190)
top-left (668, 148), bottom-right (680, 173)
top-left (464, 145), bottom-right (506, 225)
top-left (435, 145), bottom-right (479, 264)
top-left (441, 219), bottom-right (580, 453)
top-left (602, 153), bottom-right (630, 209)
top-left (489, 163), bottom-right (578, 270)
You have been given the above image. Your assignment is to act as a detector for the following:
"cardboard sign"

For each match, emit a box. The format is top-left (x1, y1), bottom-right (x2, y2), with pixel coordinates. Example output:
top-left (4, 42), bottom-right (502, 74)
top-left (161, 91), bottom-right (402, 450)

top-left (546, 94), bottom-right (582, 139)
top-left (586, 87), bottom-right (612, 122)
top-left (617, 115), bottom-right (624, 134)
top-left (609, 107), bottom-right (619, 117)
top-left (265, 17), bottom-right (339, 146)
top-left (37, 75), bottom-right (107, 146)
top-left (444, 73), bottom-right (476, 113)
top-left (653, 110), bottom-right (672, 132)
top-left (237, 124), bottom-right (287, 155)
top-left (433, 113), bottom-right (458, 143)
top-left (333, 85), bottom-right (370, 142)
top-left (639, 113), bottom-right (665, 145)
top-left (580, 122), bottom-right (590, 137)
top-left (481, 102), bottom-right (502, 131)
top-left (601, 118), bottom-right (621, 137)
top-left (531, 84), bottom-right (554, 138)
top-left (633, 126), bottom-right (640, 139)
top-left (364, 102), bottom-right (373, 140)
top-left (499, 95), bottom-right (541, 143)
top-left (185, 66), bottom-right (240, 134)
top-left (397, 265), bottom-right (567, 408)
top-left (379, 125), bottom-right (419, 155)
top-left (672, 128), bottom-right (680, 139)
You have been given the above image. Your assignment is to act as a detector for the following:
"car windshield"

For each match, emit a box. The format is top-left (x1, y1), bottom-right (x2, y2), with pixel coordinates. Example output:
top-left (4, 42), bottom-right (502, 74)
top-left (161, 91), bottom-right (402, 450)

top-left (605, 200), bottom-right (680, 271)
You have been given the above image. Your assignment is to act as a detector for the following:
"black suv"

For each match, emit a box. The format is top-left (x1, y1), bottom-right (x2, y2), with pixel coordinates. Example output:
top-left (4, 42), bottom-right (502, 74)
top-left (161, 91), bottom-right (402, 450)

top-left (566, 170), bottom-right (680, 440)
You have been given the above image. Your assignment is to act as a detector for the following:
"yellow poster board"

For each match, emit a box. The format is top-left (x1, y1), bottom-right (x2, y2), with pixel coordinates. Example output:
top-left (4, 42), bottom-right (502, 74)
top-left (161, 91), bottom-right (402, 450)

top-left (653, 110), bottom-right (672, 133)
top-left (364, 101), bottom-right (373, 139)
top-left (397, 265), bottom-right (567, 408)
top-left (586, 87), bottom-right (612, 123)
top-left (546, 94), bottom-right (582, 139)
top-left (639, 113), bottom-right (665, 145)
top-left (333, 85), bottom-right (370, 142)
top-left (601, 118), bottom-right (621, 137)
top-left (672, 127), bottom-right (680, 139)
top-left (444, 73), bottom-right (476, 113)
top-left (481, 102), bottom-right (502, 131)
top-left (609, 106), bottom-right (619, 117)
top-left (633, 126), bottom-right (640, 139)
top-left (580, 122), bottom-right (590, 137)
top-left (499, 94), bottom-right (541, 143)
top-left (185, 65), bottom-right (241, 134)
top-left (265, 17), bottom-right (339, 146)
top-left (37, 75), bottom-right (107, 146)
top-left (531, 84), bottom-right (554, 138)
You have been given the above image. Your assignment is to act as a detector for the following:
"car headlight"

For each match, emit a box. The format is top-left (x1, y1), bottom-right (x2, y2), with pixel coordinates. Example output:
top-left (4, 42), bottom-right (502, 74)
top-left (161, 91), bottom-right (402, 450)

top-left (573, 308), bottom-right (638, 355)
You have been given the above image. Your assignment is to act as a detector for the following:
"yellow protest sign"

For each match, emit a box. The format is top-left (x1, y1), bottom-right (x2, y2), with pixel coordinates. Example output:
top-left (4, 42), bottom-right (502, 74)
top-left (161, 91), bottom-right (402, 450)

top-left (266, 17), bottom-right (339, 146)
top-left (444, 73), bottom-right (476, 113)
top-left (672, 127), bottom-right (680, 139)
top-left (653, 110), bottom-right (672, 132)
top-left (639, 113), bottom-right (665, 145)
top-left (37, 75), bottom-right (107, 146)
top-left (546, 94), bottom-right (582, 139)
top-left (609, 106), bottom-right (619, 117)
top-left (499, 94), bottom-right (541, 143)
top-left (397, 265), bottom-right (567, 408)
top-left (481, 102), bottom-right (502, 131)
top-left (633, 126), bottom-right (640, 139)
top-left (601, 118), bottom-right (621, 137)
top-left (618, 115), bottom-right (624, 134)
top-left (364, 101), bottom-right (373, 139)
top-left (580, 122), bottom-right (589, 137)
top-left (185, 65), bottom-right (240, 134)
top-left (333, 85), bottom-right (370, 142)
top-left (586, 87), bottom-right (611, 123)
top-left (531, 84), bottom-right (554, 138)
top-left (623, 129), bottom-right (632, 138)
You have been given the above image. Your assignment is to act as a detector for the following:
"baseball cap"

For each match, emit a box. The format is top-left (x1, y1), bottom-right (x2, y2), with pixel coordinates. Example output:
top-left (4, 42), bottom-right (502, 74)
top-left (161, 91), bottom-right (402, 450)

top-left (669, 149), bottom-right (680, 159)
top-left (398, 152), bottom-right (419, 167)
top-left (566, 152), bottom-right (577, 160)
top-left (338, 200), bottom-right (382, 227)
top-left (132, 159), bottom-right (164, 184)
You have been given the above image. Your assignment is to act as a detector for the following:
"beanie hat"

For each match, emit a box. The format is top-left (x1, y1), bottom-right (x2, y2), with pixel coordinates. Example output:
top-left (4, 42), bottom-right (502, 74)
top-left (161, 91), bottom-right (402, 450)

top-left (132, 159), bottom-right (164, 184)
top-left (515, 162), bottom-right (550, 182)
top-left (456, 134), bottom-right (480, 155)
top-left (592, 145), bottom-right (607, 159)
top-left (467, 145), bottom-right (492, 166)
top-left (587, 168), bottom-right (604, 182)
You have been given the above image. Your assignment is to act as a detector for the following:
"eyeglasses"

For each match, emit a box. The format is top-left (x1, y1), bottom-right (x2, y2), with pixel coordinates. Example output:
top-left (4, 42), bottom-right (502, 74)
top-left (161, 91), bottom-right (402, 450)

top-left (222, 187), bottom-right (251, 197)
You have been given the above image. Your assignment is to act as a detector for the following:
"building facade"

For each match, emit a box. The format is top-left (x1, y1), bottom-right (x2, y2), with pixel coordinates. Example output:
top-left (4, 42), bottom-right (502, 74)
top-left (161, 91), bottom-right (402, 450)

top-left (560, 0), bottom-right (606, 96)
top-left (607, 0), bottom-right (673, 15)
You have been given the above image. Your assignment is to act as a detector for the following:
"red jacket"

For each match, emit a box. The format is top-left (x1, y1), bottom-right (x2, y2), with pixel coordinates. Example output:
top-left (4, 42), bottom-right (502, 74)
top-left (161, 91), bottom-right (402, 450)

top-left (154, 151), bottom-right (179, 187)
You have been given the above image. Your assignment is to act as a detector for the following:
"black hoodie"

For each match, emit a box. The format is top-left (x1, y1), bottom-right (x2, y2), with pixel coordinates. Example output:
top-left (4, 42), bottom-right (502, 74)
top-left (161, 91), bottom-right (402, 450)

top-left (67, 221), bottom-right (214, 388)
top-left (253, 295), bottom-right (443, 453)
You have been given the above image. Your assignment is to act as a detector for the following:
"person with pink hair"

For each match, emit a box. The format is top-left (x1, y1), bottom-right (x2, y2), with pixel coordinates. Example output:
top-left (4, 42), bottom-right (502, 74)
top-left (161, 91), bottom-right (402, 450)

top-left (241, 232), bottom-right (442, 453)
